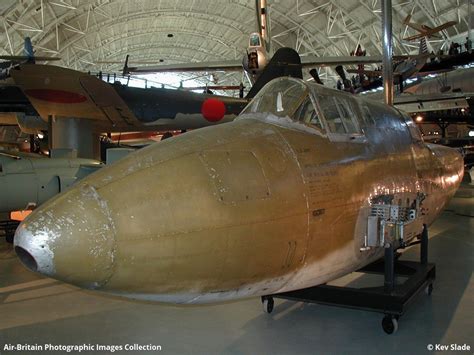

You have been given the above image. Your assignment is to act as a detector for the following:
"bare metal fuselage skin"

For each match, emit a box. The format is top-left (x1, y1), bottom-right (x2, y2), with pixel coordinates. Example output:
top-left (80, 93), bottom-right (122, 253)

top-left (14, 79), bottom-right (463, 304)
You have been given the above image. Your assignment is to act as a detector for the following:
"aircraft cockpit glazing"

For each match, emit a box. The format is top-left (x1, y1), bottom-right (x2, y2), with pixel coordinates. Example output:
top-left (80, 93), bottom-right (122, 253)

top-left (241, 77), bottom-right (367, 142)
top-left (249, 33), bottom-right (262, 47)
top-left (241, 77), bottom-right (309, 118)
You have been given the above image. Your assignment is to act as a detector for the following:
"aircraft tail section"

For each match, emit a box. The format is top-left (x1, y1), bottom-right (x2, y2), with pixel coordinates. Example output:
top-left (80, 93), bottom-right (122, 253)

top-left (246, 47), bottom-right (302, 99)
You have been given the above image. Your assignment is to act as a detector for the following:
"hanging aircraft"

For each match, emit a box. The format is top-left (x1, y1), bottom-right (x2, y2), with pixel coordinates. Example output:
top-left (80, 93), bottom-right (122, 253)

top-left (121, 0), bottom-right (399, 85)
top-left (359, 66), bottom-right (474, 114)
top-left (402, 15), bottom-right (457, 41)
top-left (398, 67), bottom-right (474, 130)
top-left (123, 38), bottom-right (388, 78)
top-left (14, 72), bottom-right (463, 305)
top-left (404, 66), bottom-right (474, 95)
top-left (345, 38), bottom-right (430, 93)
top-left (117, 0), bottom-right (271, 84)
top-left (123, 14), bottom-right (444, 100)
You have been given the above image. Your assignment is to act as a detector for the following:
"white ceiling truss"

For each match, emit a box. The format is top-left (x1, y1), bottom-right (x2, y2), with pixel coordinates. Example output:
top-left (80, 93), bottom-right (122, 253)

top-left (0, 0), bottom-right (472, 90)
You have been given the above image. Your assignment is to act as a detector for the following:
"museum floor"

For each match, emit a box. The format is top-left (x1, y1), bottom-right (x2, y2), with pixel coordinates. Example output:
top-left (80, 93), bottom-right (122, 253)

top-left (0, 182), bottom-right (472, 355)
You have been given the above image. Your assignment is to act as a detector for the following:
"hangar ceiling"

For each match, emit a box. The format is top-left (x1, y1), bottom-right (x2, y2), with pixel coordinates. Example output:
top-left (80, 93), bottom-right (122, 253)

top-left (0, 0), bottom-right (472, 90)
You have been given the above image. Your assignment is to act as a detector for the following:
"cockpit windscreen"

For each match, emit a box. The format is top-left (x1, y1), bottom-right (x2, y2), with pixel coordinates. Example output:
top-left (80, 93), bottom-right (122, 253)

top-left (249, 33), bottom-right (262, 47)
top-left (242, 78), bottom-right (309, 120)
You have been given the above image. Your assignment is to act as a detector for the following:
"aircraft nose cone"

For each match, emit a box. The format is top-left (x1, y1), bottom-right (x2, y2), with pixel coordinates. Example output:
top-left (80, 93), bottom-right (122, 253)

top-left (13, 183), bottom-right (116, 289)
top-left (14, 226), bottom-right (53, 275)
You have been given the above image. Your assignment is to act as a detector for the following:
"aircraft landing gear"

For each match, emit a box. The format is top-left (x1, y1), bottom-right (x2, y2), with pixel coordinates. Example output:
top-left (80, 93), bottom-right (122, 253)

top-left (261, 296), bottom-right (274, 314)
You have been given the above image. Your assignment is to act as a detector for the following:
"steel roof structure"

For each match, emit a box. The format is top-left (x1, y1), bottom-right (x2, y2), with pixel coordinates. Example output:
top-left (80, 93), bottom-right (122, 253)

top-left (0, 0), bottom-right (472, 90)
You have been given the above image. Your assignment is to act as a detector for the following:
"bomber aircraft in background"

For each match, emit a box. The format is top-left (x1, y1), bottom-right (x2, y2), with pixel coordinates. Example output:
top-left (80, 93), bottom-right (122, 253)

top-left (14, 68), bottom-right (463, 309)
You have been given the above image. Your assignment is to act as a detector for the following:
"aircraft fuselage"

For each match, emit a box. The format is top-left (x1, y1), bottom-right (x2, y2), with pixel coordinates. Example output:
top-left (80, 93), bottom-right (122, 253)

top-left (14, 78), bottom-right (463, 304)
top-left (9, 64), bottom-right (248, 132)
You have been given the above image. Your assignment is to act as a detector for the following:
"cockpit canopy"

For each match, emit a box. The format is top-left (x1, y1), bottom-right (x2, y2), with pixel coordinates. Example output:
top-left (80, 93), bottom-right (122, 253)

top-left (241, 77), bottom-right (424, 144)
top-left (241, 77), bottom-right (325, 132)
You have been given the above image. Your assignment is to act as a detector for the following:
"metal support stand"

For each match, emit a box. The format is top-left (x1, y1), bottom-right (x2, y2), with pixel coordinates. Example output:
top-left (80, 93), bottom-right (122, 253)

top-left (384, 243), bottom-right (395, 293)
top-left (382, 0), bottom-right (394, 105)
top-left (421, 224), bottom-right (428, 265)
top-left (49, 116), bottom-right (100, 159)
top-left (263, 228), bottom-right (435, 334)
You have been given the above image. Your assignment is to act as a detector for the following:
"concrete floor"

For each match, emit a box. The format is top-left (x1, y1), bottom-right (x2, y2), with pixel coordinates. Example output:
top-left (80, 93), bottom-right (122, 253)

top-left (0, 184), bottom-right (472, 355)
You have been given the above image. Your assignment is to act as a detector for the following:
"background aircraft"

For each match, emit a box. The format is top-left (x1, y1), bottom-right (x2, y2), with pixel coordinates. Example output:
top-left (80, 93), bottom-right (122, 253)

top-left (345, 38), bottom-right (430, 92)
top-left (121, 0), bottom-right (396, 87)
top-left (0, 147), bottom-right (136, 242)
top-left (402, 15), bottom-right (457, 41)
top-left (0, 37), bottom-right (60, 80)
top-left (0, 150), bottom-right (100, 243)
top-left (115, 0), bottom-right (273, 84)
top-left (3, 46), bottom-right (472, 159)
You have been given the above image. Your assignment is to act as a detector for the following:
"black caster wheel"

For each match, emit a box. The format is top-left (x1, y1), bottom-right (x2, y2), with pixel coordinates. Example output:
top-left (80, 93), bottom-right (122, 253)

top-left (261, 296), bottom-right (274, 314)
top-left (425, 283), bottom-right (433, 295)
top-left (382, 315), bottom-right (399, 334)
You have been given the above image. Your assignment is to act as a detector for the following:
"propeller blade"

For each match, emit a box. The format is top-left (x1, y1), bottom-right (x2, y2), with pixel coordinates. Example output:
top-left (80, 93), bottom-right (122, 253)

top-left (309, 69), bottom-right (323, 85)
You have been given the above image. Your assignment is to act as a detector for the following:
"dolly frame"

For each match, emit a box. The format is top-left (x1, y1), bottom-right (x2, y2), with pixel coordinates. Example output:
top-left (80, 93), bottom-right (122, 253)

top-left (262, 224), bottom-right (435, 334)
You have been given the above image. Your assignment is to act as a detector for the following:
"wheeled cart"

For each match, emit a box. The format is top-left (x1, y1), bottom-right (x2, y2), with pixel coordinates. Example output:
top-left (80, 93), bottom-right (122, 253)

top-left (262, 224), bottom-right (435, 334)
